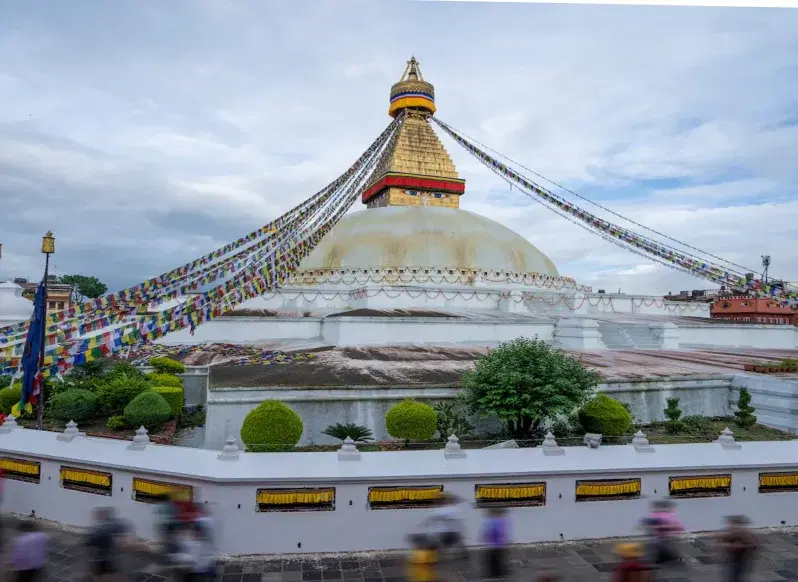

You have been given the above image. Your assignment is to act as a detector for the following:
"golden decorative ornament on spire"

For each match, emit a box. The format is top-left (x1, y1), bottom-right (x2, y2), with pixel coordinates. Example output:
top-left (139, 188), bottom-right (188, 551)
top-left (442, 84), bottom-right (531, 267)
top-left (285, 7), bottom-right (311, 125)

top-left (41, 231), bottom-right (55, 255)
top-left (389, 56), bottom-right (436, 118)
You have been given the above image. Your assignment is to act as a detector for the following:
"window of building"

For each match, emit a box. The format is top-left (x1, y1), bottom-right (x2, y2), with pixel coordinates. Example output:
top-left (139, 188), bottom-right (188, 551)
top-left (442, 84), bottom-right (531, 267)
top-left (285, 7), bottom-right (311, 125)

top-left (132, 478), bottom-right (193, 504)
top-left (759, 472), bottom-right (798, 493)
top-left (368, 485), bottom-right (443, 510)
top-left (669, 475), bottom-right (731, 498)
top-left (0, 457), bottom-right (40, 484)
top-left (60, 466), bottom-right (112, 496)
top-left (474, 483), bottom-right (546, 508)
top-left (575, 478), bottom-right (641, 502)
top-left (257, 488), bottom-right (335, 512)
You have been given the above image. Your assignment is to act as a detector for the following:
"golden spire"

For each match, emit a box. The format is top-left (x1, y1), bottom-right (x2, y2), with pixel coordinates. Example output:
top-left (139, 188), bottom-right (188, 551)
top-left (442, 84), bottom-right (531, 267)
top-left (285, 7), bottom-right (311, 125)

top-left (389, 56), bottom-right (436, 118)
top-left (362, 58), bottom-right (465, 209)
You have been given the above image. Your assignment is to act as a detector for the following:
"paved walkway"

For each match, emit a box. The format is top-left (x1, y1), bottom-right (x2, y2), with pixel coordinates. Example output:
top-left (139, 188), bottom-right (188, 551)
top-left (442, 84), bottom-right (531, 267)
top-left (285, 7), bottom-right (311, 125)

top-left (2, 514), bottom-right (798, 582)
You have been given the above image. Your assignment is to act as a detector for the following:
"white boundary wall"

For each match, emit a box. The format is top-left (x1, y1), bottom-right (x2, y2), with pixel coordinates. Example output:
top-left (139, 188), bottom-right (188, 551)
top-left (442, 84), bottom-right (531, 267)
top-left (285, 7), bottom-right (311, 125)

top-left (3, 426), bottom-right (798, 556)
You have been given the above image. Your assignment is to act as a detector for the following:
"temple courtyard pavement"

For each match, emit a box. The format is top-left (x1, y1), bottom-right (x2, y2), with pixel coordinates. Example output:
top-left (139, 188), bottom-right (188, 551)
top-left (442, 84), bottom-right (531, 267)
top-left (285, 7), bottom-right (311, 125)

top-left (5, 515), bottom-right (798, 582)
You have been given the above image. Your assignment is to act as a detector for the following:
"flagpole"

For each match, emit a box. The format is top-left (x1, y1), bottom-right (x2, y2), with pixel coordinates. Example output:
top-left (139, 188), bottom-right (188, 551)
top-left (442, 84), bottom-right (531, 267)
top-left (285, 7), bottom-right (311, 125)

top-left (37, 231), bottom-right (55, 431)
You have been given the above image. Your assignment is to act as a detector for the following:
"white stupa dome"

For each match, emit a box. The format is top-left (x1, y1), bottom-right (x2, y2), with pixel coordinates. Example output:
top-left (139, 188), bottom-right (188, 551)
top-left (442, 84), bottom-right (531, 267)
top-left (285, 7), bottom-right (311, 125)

top-left (296, 206), bottom-right (559, 278)
top-left (0, 281), bottom-right (32, 325)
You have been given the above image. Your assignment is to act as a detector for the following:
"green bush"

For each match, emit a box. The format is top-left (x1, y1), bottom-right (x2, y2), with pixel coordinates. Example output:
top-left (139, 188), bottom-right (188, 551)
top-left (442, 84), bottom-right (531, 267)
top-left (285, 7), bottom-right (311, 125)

top-left (664, 397), bottom-right (684, 434)
top-left (49, 389), bottom-right (98, 422)
top-left (146, 373), bottom-right (183, 388)
top-left (106, 361), bottom-right (148, 381)
top-left (434, 401), bottom-right (473, 441)
top-left (0, 384), bottom-right (22, 415)
top-left (148, 357), bottom-right (186, 375)
top-left (0, 375), bottom-right (12, 389)
top-left (97, 376), bottom-right (153, 415)
top-left (106, 415), bottom-right (127, 431)
top-left (734, 388), bottom-right (757, 428)
top-left (153, 386), bottom-right (184, 418)
top-left (123, 391), bottom-right (172, 430)
top-left (240, 400), bottom-right (303, 452)
top-left (578, 394), bottom-right (632, 436)
top-left (322, 422), bottom-right (373, 443)
top-left (385, 399), bottom-right (438, 442)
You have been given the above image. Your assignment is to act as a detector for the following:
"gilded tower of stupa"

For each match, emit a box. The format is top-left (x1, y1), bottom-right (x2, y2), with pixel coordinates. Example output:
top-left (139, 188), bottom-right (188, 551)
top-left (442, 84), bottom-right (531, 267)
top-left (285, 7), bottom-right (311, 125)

top-left (361, 57), bottom-right (466, 209)
top-left (288, 57), bottom-right (563, 285)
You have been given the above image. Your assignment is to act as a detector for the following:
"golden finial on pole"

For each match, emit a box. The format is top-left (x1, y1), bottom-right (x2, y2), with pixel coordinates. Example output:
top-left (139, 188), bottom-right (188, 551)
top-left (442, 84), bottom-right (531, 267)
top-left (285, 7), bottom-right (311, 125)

top-left (41, 231), bottom-right (55, 255)
top-left (37, 230), bottom-right (55, 430)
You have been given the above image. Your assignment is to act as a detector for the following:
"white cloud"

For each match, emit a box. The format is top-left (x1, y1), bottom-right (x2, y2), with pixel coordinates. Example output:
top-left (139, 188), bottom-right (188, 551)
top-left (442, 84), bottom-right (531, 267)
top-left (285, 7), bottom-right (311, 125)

top-left (0, 0), bottom-right (795, 298)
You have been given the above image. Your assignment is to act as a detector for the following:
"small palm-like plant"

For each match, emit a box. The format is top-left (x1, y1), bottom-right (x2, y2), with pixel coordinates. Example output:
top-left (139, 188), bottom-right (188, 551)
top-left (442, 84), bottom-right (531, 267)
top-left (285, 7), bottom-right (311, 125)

top-left (322, 422), bottom-right (373, 443)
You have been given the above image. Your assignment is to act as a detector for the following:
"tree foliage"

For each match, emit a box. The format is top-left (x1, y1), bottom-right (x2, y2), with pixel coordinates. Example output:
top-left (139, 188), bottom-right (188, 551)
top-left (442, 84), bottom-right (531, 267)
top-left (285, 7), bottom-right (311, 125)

top-left (734, 388), bottom-right (757, 428)
top-left (664, 397), bottom-right (684, 434)
top-left (461, 337), bottom-right (602, 440)
top-left (58, 274), bottom-right (108, 303)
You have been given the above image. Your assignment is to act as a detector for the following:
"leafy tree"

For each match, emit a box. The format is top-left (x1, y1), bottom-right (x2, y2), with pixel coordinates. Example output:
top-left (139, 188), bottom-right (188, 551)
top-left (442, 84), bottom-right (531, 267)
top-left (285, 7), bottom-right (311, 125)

top-left (322, 422), bottom-right (373, 443)
top-left (664, 397), bottom-right (684, 434)
top-left (734, 388), bottom-right (757, 428)
top-left (433, 401), bottom-right (473, 441)
top-left (461, 338), bottom-right (602, 440)
top-left (58, 275), bottom-right (108, 303)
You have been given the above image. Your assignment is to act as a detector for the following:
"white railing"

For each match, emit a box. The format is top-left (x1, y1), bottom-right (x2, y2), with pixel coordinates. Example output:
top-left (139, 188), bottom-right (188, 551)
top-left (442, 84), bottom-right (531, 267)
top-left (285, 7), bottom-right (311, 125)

top-left (2, 423), bottom-right (798, 556)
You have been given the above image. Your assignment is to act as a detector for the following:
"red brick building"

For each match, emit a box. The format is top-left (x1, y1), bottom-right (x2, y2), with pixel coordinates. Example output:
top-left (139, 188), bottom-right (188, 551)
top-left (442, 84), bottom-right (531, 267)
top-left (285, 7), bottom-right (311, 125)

top-left (711, 296), bottom-right (798, 325)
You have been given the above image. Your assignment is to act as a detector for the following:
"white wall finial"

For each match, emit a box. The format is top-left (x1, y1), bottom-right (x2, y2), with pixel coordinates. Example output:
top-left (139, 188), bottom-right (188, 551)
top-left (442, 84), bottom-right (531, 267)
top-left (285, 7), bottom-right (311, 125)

top-left (715, 427), bottom-right (741, 450)
top-left (57, 420), bottom-right (85, 442)
top-left (584, 433), bottom-right (603, 448)
top-left (444, 434), bottom-right (466, 459)
top-left (338, 437), bottom-right (361, 461)
top-left (217, 435), bottom-right (240, 461)
top-left (632, 430), bottom-right (654, 453)
top-left (0, 413), bottom-right (18, 433)
top-left (541, 431), bottom-right (565, 456)
top-left (127, 426), bottom-right (151, 451)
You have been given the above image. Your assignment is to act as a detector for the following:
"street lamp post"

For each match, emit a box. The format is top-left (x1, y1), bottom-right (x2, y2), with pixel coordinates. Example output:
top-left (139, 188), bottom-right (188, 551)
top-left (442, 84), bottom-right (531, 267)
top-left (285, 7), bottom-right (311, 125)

top-left (37, 231), bottom-right (55, 430)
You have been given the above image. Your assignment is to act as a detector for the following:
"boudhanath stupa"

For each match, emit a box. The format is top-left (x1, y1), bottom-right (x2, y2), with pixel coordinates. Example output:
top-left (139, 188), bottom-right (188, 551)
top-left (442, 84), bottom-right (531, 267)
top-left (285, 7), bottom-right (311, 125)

top-left (158, 58), bottom-right (789, 353)
top-left (1, 58), bottom-right (796, 447)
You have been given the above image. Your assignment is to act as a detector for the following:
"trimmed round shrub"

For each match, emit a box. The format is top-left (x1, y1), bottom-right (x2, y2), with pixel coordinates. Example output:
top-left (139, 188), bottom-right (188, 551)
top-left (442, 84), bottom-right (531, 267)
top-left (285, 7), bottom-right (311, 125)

top-left (146, 373), bottom-right (183, 388)
top-left (0, 384), bottom-right (22, 415)
top-left (153, 386), bottom-right (184, 418)
top-left (148, 357), bottom-right (186, 375)
top-left (123, 391), bottom-right (172, 430)
top-left (385, 399), bottom-right (438, 442)
top-left (240, 400), bottom-right (303, 452)
top-left (106, 415), bottom-right (127, 431)
top-left (97, 376), bottom-right (153, 415)
top-left (578, 394), bottom-right (632, 436)
top-left (49, 389), bottom-right (98, 422)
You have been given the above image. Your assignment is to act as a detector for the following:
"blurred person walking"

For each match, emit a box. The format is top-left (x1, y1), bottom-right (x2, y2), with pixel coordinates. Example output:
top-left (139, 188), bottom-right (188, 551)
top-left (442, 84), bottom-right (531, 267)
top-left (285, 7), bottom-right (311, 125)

top-left (86, 507), bottom-right (130, 581)
top-left (720, 515), bottom-right (758, 582)
top-left (614, 542), bottom-right (651, 582)
top-left (8, 520), bottom-right (49, 582)
top-left (407, 533), bottom-right (439, 582)
top-left (647, 500), bottom-right (683, 567)
top-left (172, 522), bottom-right (217, 582)
top-left (419, 492), bottom-right (468, 560)
top-left (481, 507), bottom-right (510, 579)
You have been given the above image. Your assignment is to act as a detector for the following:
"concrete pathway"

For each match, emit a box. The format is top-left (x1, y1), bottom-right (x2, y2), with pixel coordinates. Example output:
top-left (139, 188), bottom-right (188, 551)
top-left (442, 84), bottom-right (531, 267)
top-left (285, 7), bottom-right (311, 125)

top-left (3, 514), bottom-right (798, 582)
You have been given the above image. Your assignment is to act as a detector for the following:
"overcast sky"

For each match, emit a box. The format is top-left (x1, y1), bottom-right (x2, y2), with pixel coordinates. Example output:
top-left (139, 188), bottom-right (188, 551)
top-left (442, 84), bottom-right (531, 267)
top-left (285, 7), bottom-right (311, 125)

top-left (0, 0), bottom-right (796, 296)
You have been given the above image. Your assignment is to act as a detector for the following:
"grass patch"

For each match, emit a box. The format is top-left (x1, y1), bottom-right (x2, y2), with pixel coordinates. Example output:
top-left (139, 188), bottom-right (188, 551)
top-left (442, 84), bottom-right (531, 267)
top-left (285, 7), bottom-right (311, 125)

top-left (642, 417), bottom-right (794, 444)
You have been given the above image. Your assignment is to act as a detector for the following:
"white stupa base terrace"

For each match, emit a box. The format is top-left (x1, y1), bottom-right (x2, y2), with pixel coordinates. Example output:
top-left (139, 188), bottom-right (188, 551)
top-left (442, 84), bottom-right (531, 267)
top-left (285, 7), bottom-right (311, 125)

top-left (157, 284), bottom-right (798, 352)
